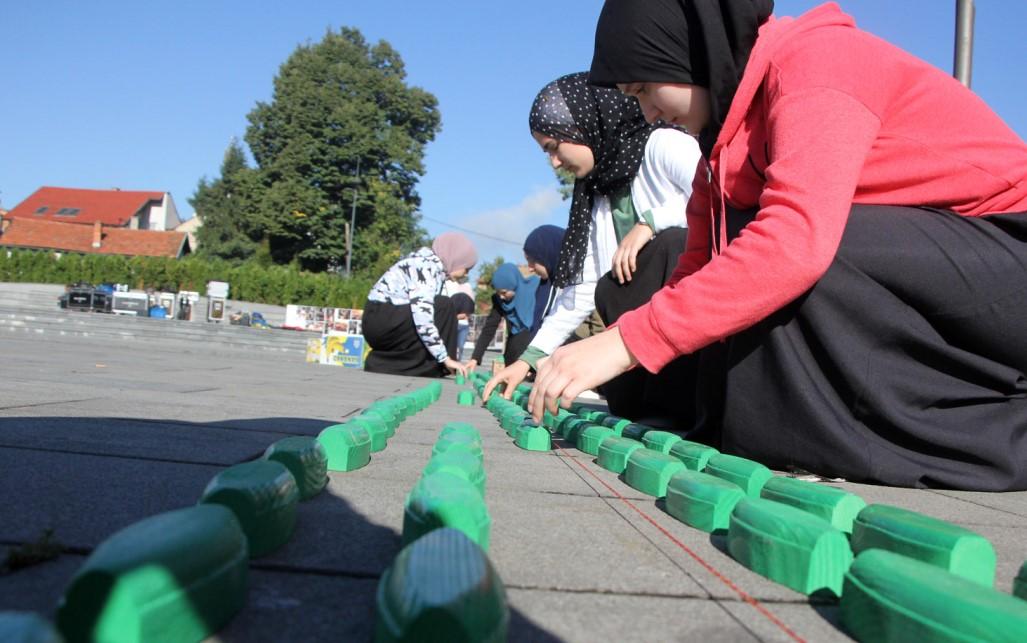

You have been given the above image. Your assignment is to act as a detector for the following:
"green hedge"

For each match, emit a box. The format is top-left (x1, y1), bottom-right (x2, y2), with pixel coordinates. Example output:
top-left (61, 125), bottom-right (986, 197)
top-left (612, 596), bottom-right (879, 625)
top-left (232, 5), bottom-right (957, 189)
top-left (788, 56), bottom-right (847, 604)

top-left (0, 249), bottom-right (373, 308)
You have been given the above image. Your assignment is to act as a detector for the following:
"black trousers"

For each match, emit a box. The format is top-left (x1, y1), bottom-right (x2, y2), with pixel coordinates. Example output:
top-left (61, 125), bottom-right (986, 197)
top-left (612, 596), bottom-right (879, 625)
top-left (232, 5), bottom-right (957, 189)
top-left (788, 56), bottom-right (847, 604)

top-left (363, 295), bottom-right (458, 378)
top-left (690, 205), bottom-right (1027, 491)
top-left (504, 329), bottom-right (533, 366)
top-left (594, 228), bottom-right (697, 426)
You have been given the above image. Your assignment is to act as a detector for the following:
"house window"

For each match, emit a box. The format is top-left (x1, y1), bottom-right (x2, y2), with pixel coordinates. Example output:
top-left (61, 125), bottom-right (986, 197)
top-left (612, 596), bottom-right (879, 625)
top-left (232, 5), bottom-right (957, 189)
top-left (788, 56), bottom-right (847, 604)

top-left (34, 206), bottom-right (48, 214)
top-left (55, 208), bottom-right (80, 216)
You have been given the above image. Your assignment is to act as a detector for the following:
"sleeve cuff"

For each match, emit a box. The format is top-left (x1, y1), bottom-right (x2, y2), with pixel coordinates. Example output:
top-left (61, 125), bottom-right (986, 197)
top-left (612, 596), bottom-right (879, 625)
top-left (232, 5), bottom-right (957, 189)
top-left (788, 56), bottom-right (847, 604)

top-left (616, 303), bottom-right (682, 373)
top-left (518, 346), bottom-right (548, 369)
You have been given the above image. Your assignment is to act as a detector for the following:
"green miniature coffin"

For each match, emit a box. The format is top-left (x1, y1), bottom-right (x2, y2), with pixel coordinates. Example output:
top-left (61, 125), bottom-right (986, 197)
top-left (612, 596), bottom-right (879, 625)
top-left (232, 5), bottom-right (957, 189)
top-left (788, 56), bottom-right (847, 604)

top-left (440, 422), bottom-right (480, 440)
top-left (577, 425), bottom-right (616, 456)
top-left (841, 549), bottom-right (1027, 643)
top-left (669, 440), bottom-right (719, 471)
top-left (457, 390), bottom-right (475, 406)
top-left (600, 415), bottom-right (633, 435)
top-left (262, 436), bottom-right (328, 500)
top-left (641, 431), bottom-right (682, 454)
top-left (317, 424), bottom-right (372, 472)
top-left (705, 454), bottom-right (773, 497)
top-left (432, 432), bottom-right (483, 462)
top-left (454, 373), bottom-right (466, 385)
top-left (515, 426), bottom-right (551, 451)
top-left (665, 470), bottom-right (745, 532)
top-left (347, 417), bottom-right (389, 453)
top-left (760, 477), bottom-right (866, 533)
top-left (0, 612), bottom-right (63, 643)
top-left (423, 451), bottom-right (486, 497)
top-left (624, 449), bottom-right (687, 497)
top-left (376, 527), bottom-right (508, 643)
top-left (56, 505), bottom-right (248, 643)
top-left (584, 410), bottom-right (611, 425)
top-left (426, 380), bottom-right (442, 401)
top-left (561, 419), bottom-right (592, 444)
top-left (363, 406), bottom-right (399, 434)
top-left (727, 498), bottom-right (853, 596)
top-left (620, 423), bottom-right (653, 441)
top-left (403, 472), bottom-right (491, 550)
top-left (597, 437), bottom-right (644, 474)
top-left (199, 460), bottom-right (299, 558)
top-left (850, 504), bottom-right (996, 587)
top-left (354, 411), bottom-right (394, 439)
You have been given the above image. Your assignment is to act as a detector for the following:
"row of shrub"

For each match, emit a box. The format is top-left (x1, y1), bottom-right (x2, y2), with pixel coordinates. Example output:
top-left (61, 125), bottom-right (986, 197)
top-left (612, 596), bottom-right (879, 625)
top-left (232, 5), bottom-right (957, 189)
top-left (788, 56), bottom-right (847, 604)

top-left (0, 249), bottom-right (374, 308)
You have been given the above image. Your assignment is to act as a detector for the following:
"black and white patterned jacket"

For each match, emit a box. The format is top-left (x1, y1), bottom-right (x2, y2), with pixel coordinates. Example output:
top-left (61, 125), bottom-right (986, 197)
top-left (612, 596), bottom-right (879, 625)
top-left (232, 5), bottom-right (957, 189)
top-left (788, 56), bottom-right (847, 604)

top-left (367, 247), bottom-right (448, 362)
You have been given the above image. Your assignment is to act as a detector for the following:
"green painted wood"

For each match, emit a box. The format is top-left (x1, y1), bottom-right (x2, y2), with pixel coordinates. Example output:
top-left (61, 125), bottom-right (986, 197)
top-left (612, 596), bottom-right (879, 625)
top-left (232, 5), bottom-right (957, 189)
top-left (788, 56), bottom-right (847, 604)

top-left (423, 450), bottom-right (486, 498)
top-left (376, 528), bottom-right (508, 643)
top-left (641, 431), bottom-right (682, 454)
top-left (317, 424), bottom-right (372, 472)
top-left (56, 505), bottom-right (247, 643)
top-left (620, 423), bottom-right (654, 441)
top-left (561, 419), bottom-right (593, 445)
top-left (577, 426), bottom-right (616, 456)
top-left (347, 417), bottom-right (388, 453)
top-left (624, 449), bottom-right (686, 497)
top-left (728, 498), bottom-right (853, 597)
top-left (850, 504), bottom-right (996, 587)
top-left (665, 470), bottom-right (745, 532)
top-left (403, 472), bottom-right (491, 550)
top-left (599, 416), bottom-right (633, 435)
top-left (514, 426), bottom-right (551, 452)
top-left (705, 454), bottom-right (773, 497)
top-left (199, 460), bottom-right (299, 558)
top-left (262, 436), bottom-right (328, 500)
top-left (457, 390), bottom-right (475, 406)
top-left (841, 549), bottom-right (1027, 643)
top-left (668, 440), bottom-right (719, 471)
top-left (760, 477), bottom-right (866, 533)
top-left (597, 437), bottom-right (644, 474)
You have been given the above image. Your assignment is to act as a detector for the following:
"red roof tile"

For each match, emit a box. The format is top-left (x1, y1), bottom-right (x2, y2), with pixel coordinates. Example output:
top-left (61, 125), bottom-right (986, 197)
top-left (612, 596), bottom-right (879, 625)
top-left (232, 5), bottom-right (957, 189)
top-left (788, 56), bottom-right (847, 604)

top-left (0, 217), bottom-right (187, 258)
top-left (7, 186), bottom-right (166, 227)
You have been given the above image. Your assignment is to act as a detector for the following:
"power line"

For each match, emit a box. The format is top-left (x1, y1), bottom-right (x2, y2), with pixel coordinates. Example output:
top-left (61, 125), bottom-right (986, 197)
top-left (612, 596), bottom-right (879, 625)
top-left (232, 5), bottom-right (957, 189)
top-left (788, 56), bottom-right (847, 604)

top-left (419, 214), bottom-right (523, 246)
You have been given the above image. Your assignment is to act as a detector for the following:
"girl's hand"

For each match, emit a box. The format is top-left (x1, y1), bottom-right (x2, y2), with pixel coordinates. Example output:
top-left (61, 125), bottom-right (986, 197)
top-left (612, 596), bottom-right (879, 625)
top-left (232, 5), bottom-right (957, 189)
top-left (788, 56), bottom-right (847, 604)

top-left (611, 223), bottom-right (654, 284)
top-left (444, 357), bottom-right (468, 378)
top-left (463, 358), bottom-right (479, 372)
top-left (529, 327), bottom-right (638, 421)
top-left (482, 360), bottom-right (532, 401)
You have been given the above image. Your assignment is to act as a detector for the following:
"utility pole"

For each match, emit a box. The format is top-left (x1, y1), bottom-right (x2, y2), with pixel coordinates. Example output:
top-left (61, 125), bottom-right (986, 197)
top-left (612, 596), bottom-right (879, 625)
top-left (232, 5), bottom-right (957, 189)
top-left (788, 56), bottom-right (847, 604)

top-left (954, 0), bottom-right (975, 88)
top-left (345, 157), bottom-right (361, 278)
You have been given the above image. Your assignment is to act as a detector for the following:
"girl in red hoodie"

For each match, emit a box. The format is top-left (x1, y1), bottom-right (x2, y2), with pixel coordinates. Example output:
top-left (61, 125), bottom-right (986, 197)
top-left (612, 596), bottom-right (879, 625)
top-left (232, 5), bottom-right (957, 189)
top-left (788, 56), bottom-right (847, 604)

top-left (531, 0), bottom-right (1027, 491)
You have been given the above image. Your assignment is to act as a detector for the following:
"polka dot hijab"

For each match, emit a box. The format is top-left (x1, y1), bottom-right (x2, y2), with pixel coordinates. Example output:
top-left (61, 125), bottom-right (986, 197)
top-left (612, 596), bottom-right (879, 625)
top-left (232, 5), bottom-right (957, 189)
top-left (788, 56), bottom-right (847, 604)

top-left (529, 72), bottom-right (661, 287)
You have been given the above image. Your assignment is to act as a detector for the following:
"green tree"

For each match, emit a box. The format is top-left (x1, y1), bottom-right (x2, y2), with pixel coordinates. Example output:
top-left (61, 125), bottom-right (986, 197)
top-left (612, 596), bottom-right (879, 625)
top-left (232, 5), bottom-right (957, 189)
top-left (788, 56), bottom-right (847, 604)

top-left (191, 139), bottom-right (266, 262)
top-left (556, 167), bottom-right (575, 200)
top-left (245, 27), bottom-right (440, 273)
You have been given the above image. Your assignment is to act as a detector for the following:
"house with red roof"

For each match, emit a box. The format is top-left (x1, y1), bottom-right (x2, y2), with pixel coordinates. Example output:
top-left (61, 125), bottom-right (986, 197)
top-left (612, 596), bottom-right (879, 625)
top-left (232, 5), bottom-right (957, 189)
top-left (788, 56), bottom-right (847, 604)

top-left (1, 187), bottom-right (190, 259)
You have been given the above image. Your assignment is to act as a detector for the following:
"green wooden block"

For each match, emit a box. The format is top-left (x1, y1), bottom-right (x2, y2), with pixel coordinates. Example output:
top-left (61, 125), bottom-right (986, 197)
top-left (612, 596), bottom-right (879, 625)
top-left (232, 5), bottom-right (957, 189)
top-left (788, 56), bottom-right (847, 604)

top-left (577, 426), bottom-right (616, 456)
top-left (641, 430), bottom-right (682, 454)
top-left (440, 422), bottom-right (480, 440)
top-left (727, 498), bottom-right (853, 597)
top-left (262, 436), bottom-right (328, 500)
top-left (760, 477), bottom-right (866, 533)
top-left (317, 424), bottom-right (372, 472)
top-left (515, 426), bottom-right (551, 451)
top-left (457, 390), bottom-right (475, 406)
top-left (620, 423), bottom-right (654, 441)
top-left (348, 417), bottom-right (388, 452)
top-left (425, 380), bottom-right (442, 402)
top-left (705, 454), bottom-right (772, 497)
top-left (544, 408), bottom-right (573, 431)
top-left (363, 405), bottom-right (399, 433)
top-left (431, 434), bottom-right (483, 462)
top-left (668, 440), bottom-right (719, 471)
top-left (597, 437), bottom-right (644, 474)
top-left (424, 450), bottom-right (486, 497)
top-left (665, 470), bottom-right (745, 532)
top-left (584, 410), bottom-right (611, 424)
top-left (1015, 561), bottom-right (1027, 601)
top-left (600, 416), bottom-right (633, 435)
top-left (354, 411), bottom-right (393, 439)
top-left (403, 472), bottom-right (491, 550)
top-left (375, 528), bottom-right (508, 643)
top-left (624, 448), bottom-right (686, 497)
top-left (0, 612), bottom-right (63, 643)
top-left (841, 549), bottom-right (1027, 643)
top-left (454, 374), bottom-right (466, 385)
top-left (199, 460), bottom-right (299, 558)
top-left (56, 505), bottom-right (247, 643)
top-left (850, 504), bottom-right (996, 587)
top-left (561, 419), bottom-right (593, 444)
top-left (499, 409), bottom-right (526, 434)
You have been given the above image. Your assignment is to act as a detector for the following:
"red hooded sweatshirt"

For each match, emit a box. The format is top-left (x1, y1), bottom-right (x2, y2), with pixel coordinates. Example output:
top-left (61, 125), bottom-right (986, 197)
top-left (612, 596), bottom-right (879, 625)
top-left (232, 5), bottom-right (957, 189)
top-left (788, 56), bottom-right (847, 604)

top-left (618, 2), bottom-right (1027, 373)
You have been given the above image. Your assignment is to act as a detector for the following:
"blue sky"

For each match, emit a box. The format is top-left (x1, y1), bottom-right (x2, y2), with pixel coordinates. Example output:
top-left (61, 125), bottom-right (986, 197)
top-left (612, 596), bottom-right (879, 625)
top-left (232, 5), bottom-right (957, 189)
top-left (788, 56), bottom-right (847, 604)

top-left (3, 1), bottom-right (1025, 274)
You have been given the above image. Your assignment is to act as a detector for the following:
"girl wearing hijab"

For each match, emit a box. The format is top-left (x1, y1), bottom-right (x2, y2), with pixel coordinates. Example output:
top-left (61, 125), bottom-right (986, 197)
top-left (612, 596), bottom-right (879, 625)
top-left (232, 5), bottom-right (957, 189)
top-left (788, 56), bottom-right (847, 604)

top-left (363, 231), bottom-right (476, 378)
top-left (521, 224), bottom-right (565, 336)
top-left (532, 0), bottom-right (1027, 491)
top-left (465, 263), bottom-right (540, 370)
top-left (485, 72), bottom-right (702, 424)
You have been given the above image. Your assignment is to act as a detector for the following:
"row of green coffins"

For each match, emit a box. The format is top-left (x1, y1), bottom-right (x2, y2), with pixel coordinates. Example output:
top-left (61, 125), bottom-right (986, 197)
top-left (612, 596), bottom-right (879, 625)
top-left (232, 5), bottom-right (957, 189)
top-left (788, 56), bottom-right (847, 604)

top-left (24, 382), bottom-right (442, 643)
top-left (376, 421), bottom-right (508, 642)
top-left (481, 376), bottom-right (1027, 642)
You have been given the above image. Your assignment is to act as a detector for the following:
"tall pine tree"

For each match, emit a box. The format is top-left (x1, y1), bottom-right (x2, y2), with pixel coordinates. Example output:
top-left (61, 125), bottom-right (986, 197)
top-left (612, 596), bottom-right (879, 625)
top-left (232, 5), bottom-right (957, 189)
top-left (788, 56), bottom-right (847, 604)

top-left (191, 139), bottom-right (266, 262)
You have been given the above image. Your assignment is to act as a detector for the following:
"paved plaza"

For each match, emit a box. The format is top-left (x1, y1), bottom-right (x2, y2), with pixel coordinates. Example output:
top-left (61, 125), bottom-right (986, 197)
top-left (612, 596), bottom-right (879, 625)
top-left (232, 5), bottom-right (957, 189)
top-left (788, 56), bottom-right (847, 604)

top-left (1, 294), bottom-right (1026, 641)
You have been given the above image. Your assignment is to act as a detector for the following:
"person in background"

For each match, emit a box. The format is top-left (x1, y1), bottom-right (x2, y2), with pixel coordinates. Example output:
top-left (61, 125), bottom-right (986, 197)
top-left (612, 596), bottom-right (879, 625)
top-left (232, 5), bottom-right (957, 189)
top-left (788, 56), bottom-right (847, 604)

top-left (363, 232), bottom-right (476, 378)
top-left (450, 292), bottom-right (476, 360)
top-left (485, 72), bottom-right (701, 426)
top-left (532, 0), bottom-right (1027, 491)
top-left (464, 263), bottom-right (539, 371)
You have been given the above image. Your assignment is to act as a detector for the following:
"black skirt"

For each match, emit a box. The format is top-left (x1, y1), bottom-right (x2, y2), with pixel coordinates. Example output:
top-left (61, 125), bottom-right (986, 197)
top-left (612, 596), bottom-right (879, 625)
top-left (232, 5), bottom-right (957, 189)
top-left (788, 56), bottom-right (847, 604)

top-left (690, 204), bottom-right (1027, 491)
top-left (362, 296), bottom-right (458, 378)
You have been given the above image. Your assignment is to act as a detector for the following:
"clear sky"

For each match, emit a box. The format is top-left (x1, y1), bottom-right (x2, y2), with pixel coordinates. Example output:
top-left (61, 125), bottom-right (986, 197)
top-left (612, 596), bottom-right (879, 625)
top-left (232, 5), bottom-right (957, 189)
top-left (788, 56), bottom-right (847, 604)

top-left (3, 1), bottom-right (1025, 274)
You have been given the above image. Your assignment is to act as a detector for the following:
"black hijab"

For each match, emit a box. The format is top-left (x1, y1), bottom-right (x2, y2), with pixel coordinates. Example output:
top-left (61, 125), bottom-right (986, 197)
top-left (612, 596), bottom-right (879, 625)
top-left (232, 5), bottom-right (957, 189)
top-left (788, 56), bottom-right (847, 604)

top-left (589, 0), bottom-right (774, 157)
top-left (522, 224), bottom-right (565, 333)
top-left (529, 72), bottom-right (660, 287)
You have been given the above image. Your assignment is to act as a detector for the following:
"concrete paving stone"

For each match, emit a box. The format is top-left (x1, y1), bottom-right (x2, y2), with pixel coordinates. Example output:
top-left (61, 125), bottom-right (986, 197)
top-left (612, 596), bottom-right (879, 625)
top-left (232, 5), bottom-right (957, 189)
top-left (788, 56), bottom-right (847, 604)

top-left (0, 416), bottom-right (294, 465)
top-left (840, 482), bottom-right (1027, 528)
top-left (0, 448), bottom-right (221, 548)
top-left (719, 600), bottom-right (852, 643)
top-left (505, 588), bottom-right (762, 643)
top-left (928, 489), bottom-right (1027, 520)
top-left (488, 489), bottom-right (707, 596)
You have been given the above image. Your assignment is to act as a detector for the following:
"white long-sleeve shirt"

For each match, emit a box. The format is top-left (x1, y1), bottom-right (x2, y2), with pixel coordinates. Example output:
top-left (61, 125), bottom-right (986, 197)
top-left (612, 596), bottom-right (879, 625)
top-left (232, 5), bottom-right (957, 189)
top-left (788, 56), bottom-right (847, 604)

top-left (528, 128), bottom-right (700, 356)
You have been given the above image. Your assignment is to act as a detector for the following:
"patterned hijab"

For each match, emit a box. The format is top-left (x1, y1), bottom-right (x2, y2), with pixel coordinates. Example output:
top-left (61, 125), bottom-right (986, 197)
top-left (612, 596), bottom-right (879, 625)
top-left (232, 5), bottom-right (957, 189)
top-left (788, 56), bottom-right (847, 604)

top-left (529, 72), bottom-right (659, 287)
top-left (589, 0), bottom-right (774, 158)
